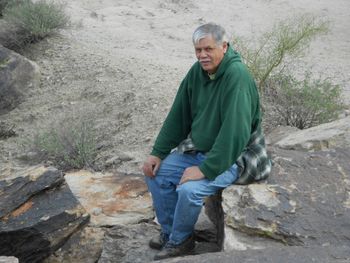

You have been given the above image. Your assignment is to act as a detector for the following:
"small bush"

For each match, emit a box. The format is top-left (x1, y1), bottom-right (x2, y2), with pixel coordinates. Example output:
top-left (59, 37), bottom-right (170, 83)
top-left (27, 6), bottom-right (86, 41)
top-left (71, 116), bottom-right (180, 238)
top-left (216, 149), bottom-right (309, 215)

top-left (268, 73), bottom-right (345, 129)
top-left (3, 0), bottom-right (69, 43)
top-left (0, 121), bottom-right (16, 139)
top-left (233, 14), bottom-right (329, 92)
top-left (34, 116), bottom-right (98, 170)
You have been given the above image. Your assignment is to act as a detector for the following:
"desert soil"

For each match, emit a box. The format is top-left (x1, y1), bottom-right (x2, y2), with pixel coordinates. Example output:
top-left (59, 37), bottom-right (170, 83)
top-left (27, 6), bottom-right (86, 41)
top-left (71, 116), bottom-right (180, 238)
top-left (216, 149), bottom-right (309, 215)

top-left (1, 0), bottom-right (350, 176)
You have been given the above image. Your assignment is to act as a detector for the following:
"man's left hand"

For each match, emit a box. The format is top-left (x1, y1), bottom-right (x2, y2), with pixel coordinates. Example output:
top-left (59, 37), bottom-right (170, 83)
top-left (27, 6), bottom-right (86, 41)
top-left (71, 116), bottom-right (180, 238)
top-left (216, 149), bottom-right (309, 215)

top-left (179, 166), bottom-right (205, 184)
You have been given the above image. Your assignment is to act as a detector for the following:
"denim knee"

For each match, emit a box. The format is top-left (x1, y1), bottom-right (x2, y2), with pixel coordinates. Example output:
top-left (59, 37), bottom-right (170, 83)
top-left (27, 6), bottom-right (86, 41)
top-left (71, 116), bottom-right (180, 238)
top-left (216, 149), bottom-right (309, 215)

top-left (176, 182), bottom-right (203, 206)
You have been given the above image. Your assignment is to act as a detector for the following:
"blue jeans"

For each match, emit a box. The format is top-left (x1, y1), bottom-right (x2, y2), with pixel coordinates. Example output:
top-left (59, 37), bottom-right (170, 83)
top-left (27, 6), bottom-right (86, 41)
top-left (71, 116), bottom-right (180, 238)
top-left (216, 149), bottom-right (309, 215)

top-left (145, 151), bottom-right (238, 245)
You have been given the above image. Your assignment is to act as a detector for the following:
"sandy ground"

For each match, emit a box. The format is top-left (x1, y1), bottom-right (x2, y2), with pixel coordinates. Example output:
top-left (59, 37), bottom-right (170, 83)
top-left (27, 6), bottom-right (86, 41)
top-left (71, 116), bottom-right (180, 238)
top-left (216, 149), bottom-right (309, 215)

top-left (1, 0), bottom-right (350, 176)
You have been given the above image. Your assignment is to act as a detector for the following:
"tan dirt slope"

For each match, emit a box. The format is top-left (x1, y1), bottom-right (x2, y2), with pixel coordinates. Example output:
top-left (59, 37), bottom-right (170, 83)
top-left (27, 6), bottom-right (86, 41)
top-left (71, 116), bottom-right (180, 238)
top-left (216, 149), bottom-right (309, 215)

top-left (1, 0), bottom-right (350, 176)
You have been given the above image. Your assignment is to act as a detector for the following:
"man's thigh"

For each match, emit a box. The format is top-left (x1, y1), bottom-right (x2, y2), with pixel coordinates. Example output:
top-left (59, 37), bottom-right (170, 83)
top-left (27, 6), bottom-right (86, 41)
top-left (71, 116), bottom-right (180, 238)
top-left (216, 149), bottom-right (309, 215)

top-left (156, 151), bottom-right (204, 185)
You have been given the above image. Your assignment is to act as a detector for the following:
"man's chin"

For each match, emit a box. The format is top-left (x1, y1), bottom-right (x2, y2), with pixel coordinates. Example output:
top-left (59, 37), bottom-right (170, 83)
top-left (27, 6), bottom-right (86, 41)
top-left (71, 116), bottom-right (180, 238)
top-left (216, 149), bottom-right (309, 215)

top-left (200, 64), bottom-right (213, 72)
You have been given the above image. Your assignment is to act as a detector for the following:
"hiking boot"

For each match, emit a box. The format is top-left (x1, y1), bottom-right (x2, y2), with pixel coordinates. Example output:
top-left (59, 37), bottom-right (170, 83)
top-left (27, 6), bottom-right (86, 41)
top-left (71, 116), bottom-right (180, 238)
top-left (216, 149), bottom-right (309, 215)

top-left (149, 232), bottom-right (169, 250)
top-left (154, 234), bottom-right (195, 260)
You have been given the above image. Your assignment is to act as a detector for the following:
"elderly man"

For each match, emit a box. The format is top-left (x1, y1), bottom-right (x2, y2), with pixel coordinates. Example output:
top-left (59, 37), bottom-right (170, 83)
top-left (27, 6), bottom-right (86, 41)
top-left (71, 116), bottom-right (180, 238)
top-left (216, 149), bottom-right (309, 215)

top-left (143, 23), bottom-right (270, 260)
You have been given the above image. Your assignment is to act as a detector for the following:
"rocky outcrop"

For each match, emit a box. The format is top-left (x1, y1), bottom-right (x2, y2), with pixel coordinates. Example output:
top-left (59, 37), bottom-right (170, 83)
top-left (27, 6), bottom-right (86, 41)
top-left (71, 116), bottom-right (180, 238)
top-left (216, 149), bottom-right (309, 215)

top-left (275, 116), bottom-right (350, 151)
top-left (223, 146), bottom-right (350, 247)
top-left (0, 166), bottom-right (89, 263)
top-left (0, 44), bottom-right (40, 114)
top-left (64, 170), bottom-right (153, 226)
top-left (157, 246), bottom-right (350, 263)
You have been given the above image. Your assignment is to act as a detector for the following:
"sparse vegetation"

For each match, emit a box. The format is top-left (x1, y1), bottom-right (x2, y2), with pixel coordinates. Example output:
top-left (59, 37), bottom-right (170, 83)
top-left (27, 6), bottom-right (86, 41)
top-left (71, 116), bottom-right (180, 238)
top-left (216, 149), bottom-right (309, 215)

top-left (33, 115), bottom-right (98, 170)
top-left (234, 14), bottom-right (329, 92)
top-left (2, 0), bottom-right (69, 44)
top-left (267, 73), bottom-right (345, 129)
top-left (0, 121), bottom-right (16, 139)
top-left (233, 14), bottom-right (344, 130)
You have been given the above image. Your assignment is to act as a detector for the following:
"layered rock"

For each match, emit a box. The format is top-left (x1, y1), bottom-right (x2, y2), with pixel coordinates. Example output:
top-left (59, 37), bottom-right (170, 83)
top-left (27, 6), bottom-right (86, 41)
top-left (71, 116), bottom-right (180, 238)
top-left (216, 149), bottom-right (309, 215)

top-left (0, 166), bottom-right (89, 263)
top-left (275, 116), bottom-right (350, 151)
top-left (64, 170), bottom-right (153, 226)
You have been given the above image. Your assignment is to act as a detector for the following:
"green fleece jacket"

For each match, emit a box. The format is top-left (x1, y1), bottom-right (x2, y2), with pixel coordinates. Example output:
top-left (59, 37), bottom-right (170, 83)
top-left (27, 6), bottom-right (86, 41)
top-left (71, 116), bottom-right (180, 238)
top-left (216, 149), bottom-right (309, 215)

top-left (151, 45), bottom-right (261, 180)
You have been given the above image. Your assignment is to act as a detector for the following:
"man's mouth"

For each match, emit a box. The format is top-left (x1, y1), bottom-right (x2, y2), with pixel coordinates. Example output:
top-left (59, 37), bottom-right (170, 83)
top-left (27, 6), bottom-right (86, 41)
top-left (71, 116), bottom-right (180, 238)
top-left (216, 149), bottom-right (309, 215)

top-left (200, 60), bottom-right (211, 65)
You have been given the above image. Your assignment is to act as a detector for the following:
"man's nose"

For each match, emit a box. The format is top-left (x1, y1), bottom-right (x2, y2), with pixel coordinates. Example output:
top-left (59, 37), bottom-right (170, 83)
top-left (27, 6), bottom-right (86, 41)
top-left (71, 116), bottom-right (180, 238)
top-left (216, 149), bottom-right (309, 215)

top-left (198, 49), bottom-right (207, 58)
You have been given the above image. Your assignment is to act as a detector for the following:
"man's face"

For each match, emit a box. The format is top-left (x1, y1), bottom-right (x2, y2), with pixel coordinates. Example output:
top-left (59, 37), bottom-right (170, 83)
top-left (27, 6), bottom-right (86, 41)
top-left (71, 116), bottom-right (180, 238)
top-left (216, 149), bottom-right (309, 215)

top-left (194, 36), bottom-right (227, 74)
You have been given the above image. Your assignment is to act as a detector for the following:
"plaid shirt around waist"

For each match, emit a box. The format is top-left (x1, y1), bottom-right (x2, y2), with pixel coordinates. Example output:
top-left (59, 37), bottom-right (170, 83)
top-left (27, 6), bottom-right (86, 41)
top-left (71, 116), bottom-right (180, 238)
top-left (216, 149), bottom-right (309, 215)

top-left (177, 128), bottom-right (271, 185)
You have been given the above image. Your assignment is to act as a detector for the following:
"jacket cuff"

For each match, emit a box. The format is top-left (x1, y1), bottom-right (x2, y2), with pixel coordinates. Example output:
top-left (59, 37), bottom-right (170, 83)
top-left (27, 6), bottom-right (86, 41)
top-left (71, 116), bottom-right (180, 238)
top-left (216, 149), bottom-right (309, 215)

top-left (199, 163), bottom-right (217, 180)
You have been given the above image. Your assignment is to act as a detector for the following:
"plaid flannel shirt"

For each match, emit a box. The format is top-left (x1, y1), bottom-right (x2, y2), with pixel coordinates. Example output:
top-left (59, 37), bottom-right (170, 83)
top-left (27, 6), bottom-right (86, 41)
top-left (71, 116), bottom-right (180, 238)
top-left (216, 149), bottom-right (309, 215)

top-left (177, 128), bottom-right (271, 185)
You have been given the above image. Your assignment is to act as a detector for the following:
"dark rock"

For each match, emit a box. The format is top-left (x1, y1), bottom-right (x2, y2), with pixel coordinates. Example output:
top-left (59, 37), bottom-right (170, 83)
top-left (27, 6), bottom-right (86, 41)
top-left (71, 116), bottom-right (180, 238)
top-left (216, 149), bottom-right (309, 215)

top-left (98, 223), bottom-right (160, 263)
top-left (223, 147), bottom-right (350, 247)
top-left (0, 166), bottom-right (64, 218)
top-left (157, 246), bottom-right (350, 263)
top-left (0, 44), bottom-right (40, 114)
top-left (202, 191), bottom-right (225, 251)
top-left (0, 166), bottom-right (89, 263)
top-left (44, 226), bottom-right (105, 263)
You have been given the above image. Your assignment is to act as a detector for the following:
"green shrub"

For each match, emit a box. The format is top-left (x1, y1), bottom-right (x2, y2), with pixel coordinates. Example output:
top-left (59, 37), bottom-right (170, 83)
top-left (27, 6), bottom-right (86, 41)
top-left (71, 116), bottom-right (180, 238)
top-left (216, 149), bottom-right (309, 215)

top-left (233, 14), bottom-right (329, 92)
top-left (34, 116), bottom-right (98, 170)
top-left (268, 73), bottom-right (345, 129)
top-left (3, 0), bottom-right (69, 42)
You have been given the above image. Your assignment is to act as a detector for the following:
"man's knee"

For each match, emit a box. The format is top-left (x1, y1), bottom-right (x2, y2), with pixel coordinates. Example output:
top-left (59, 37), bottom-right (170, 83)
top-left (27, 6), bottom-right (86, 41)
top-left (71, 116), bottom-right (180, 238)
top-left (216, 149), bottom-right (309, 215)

top-left (176, 182), bottom-right (203, 206)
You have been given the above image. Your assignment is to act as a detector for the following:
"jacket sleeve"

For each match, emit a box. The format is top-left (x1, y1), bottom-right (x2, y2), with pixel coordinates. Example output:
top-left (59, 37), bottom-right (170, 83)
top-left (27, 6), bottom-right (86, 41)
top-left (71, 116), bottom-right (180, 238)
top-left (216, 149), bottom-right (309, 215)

top-left (199, 67), bottom-right (257, 180)
top-left (151, 77), bottom-right (192, 159)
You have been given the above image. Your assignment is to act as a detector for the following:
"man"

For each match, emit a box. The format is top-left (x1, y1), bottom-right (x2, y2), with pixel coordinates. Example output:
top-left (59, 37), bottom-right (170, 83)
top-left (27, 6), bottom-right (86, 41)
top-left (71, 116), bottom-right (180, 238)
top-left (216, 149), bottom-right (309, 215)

top-left (143, 23), bottom-right (270, 260)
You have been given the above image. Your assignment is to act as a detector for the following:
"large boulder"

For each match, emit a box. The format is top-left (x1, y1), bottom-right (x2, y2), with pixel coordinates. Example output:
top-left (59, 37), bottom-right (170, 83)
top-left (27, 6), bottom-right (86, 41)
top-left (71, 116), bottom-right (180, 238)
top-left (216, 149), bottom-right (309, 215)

top-left (274, 116), bottom-right (350, 151)
top-left (0, 166), bottom-right (89, 263)
top-left (223, 146), bottom-right (350, 247)
top-left (0, 44), bottom-right (40, 114)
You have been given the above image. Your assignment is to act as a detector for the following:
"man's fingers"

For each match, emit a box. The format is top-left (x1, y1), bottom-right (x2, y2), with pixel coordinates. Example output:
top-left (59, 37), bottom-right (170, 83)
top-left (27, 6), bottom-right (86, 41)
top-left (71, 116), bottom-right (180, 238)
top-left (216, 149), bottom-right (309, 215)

top-left (179, 175), bottom-right (188, 185)
top-left (153, 162), bottom-right (160, 176)
top-left (143, 163), bottom-right (155, 177)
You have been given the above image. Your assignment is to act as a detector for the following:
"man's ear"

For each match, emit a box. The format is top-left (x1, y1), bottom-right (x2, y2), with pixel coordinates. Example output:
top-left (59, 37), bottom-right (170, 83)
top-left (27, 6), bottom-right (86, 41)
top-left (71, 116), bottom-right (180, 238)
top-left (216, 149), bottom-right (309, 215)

top-left (223, 41), bottom-right (228, 53)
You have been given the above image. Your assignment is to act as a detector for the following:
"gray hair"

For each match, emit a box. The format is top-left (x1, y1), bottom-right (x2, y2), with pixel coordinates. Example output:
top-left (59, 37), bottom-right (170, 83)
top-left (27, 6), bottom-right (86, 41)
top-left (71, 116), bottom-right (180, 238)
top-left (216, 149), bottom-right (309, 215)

top-left (192, 23), bottom-right (227, 45)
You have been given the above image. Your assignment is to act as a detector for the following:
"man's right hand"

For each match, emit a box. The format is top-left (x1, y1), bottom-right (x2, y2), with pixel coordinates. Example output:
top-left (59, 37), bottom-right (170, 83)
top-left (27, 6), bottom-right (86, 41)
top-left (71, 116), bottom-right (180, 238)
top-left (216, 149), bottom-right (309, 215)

top-left (142, 155), bottom-right (161, 178)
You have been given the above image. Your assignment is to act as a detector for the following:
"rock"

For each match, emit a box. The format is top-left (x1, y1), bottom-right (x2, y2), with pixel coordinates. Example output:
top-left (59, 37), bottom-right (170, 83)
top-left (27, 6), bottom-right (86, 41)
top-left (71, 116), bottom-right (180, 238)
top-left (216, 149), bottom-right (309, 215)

top-left (44, 226), bottom-right (105, 263)
top-left (0, 166), bottom-right (64, 218)
top-left (0, 256), bottom-right (18, 263)
top-left (265, 126), bottom-right (299, 146)
top-left (275, 116), bottom-right (350, 151)
top-left (157, 246), bottom-right (350, 263)
top-left (0, 166), bottom-right (89, 263)
top-left (98, 223), bottom-right (160, 263)
top-left (64, 170), bottom-right (153, 226)
top-left (223, 147), bottom-right (350, 247)
top-left (0, 44), bottom-right (40, 114)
